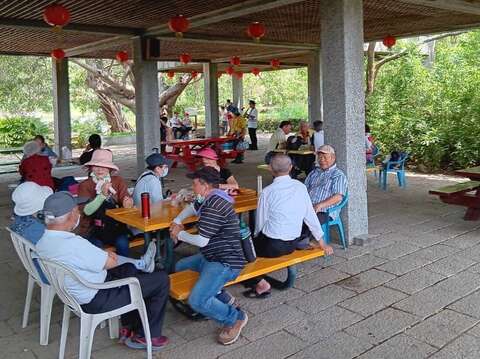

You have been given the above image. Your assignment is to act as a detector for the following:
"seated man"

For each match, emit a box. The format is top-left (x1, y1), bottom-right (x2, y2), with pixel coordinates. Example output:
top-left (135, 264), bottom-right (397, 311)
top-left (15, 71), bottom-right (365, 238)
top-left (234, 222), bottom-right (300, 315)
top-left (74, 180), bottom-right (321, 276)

top-left (304, 145), bottom-right (347, 225)
top-left (265, 120), bottom-right (292, 164)
top-left (167, 112), bottom-right (182, 139)
top-left (170, 167), bottom-right (248, 345)
top-left (35, 192), bottom-right (169, 350)
top-left (245, 154), bottom-right (333, 298)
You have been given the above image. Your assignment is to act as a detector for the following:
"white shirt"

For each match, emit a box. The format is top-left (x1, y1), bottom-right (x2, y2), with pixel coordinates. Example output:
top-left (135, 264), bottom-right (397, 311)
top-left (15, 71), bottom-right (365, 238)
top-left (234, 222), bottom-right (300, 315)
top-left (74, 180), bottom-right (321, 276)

top-left (36, 230), bottom-right (108, 304)
top-left (247, 108), bottom-right (258, 129)
top-left (267, 128), bottom-right (287, 152)
top-left (313, 130), bottom-right (325, 152)
top-left (133, 170), bottom-right (163, 207)
top-left (255, 175), bottom-right (324, 241)
top-left (167, 116), bottom-right (181, 128)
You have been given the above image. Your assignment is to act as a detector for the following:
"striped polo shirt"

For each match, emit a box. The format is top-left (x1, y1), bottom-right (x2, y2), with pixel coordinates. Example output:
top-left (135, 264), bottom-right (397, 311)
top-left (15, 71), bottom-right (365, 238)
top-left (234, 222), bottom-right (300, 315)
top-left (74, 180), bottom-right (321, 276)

top-left (195, 194), bottom-right (246, 270)
top-left (304, 164), bottom-right (348, 219)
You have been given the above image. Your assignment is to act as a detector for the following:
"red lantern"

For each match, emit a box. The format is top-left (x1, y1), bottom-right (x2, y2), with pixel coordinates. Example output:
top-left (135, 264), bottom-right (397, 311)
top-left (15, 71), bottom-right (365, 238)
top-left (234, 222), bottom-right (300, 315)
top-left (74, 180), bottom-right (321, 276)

top-left (234, 71), bottom-right (243, 79)
top-left (383, 35), bottom-right (396, 49)
top-left (179, 53), bottom-right (192, 64)
top-left (51, 48), bottom-right (65, 60)
top-left (168, 15), bottom-right (190, 37)
top-left (115, 51), bottom-right (128, 63)
top-left (270, 58), bottom-right (280, 69)
top-left (251, 67), bottom-right (260, 76)
top-left (167, 70), bottom-right (175, 79)
top-left (247, 22), bottom-right (266, 42)
top-left (43, 4), bottom-right (70, 28)
top-left (230, 56), bottom-right (241, 66)
top-left (216, 71), bottom-right (224, 79)
top-left (191, 71), bottom-right (198, 79)
top-left (226, 66), bottom-right (235, 75)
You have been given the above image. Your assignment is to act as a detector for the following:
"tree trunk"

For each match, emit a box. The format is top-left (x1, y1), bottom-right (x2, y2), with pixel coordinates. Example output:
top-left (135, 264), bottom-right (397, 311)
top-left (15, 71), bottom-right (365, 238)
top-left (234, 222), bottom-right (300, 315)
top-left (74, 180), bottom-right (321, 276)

top-left (366, 41), bottom-right (377, 97)
top-left (97, 92), bottom-right (133, 132)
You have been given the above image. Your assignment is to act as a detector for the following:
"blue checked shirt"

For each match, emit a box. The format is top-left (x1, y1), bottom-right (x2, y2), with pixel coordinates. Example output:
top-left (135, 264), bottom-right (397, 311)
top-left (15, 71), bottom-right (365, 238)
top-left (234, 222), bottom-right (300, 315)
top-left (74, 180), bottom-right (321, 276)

top-left (304, 164), bottom-right (348, 219)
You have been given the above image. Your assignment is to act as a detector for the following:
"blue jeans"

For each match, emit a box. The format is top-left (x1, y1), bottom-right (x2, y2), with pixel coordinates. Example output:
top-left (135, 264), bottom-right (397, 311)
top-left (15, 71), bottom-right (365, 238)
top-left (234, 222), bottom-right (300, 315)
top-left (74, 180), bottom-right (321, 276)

top-left (175, 253), bottom-right (242, 327)
top-left (89, 234), bottom-right (130, 257)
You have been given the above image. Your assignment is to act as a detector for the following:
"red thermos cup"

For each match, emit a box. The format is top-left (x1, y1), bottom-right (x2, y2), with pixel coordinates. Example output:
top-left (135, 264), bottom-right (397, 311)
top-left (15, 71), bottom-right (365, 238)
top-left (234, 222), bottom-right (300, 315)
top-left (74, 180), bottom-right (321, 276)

top-left (141, 192), bottom-right (151, 219)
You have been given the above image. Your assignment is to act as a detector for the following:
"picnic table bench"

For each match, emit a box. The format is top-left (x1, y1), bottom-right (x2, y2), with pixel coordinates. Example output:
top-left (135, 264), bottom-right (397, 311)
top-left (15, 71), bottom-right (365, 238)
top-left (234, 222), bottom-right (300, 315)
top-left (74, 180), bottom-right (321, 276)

top-left (429, 180), bottom-right (480, 220)
top-left (169, 247), bottom-right (325, 318)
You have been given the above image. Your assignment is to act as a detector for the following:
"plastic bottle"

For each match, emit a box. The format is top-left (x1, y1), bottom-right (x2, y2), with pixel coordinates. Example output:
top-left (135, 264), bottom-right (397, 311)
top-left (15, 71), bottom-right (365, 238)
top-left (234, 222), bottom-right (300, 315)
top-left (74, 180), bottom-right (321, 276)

top-left (62, 146), bottom-right (72, 160)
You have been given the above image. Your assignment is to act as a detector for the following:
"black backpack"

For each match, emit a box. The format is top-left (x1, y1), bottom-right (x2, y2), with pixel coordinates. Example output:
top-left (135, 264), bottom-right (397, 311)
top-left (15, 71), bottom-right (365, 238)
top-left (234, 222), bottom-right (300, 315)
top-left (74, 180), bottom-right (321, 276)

top-left (89, 197), bottom-right (130, 244)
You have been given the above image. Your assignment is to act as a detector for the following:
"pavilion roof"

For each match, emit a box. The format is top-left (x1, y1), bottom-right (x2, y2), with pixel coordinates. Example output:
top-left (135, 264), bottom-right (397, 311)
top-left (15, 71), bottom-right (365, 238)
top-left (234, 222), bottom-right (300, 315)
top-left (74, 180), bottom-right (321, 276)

top-left (1, 0), bottom-right (479, 67)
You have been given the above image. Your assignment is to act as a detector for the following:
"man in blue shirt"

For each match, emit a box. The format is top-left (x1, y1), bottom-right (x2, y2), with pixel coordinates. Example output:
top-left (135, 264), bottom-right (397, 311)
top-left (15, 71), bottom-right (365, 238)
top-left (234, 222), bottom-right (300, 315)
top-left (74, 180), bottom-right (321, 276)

top-left (35, 192), bottom-right (169, 351)
top-left (304, 145), bottom-right (348, 225)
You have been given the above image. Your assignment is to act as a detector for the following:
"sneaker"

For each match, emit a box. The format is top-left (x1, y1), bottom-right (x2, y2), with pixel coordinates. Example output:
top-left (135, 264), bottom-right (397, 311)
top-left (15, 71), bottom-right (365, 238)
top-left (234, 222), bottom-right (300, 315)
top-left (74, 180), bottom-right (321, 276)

top-left (125, 335), bottom-right (169, 351)
top-left (140, 242), bottom-right (157, 273)
top-left (118, 327), bottom-right (132, 344)
top-left (217, 310), bottom-right (248, 345)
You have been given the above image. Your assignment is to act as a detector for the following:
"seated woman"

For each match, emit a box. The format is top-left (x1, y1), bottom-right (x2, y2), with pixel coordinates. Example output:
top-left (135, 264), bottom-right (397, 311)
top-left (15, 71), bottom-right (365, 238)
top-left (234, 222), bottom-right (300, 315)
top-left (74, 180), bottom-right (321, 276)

top-left (133, 152), bottom-right (171, 207)
top-left (79, 134), bottom-right (102, 165)
top-left (19, 141), bottom-right (55, 190)
top-left (228, 110), bottom-right (247, 164)
top-left (180, 112), bottom-right (193, 139)
top-left (197, 148), bottom-right (239, 190)
top-left (365, 124), bottom-right (377, 165)
top-left (78, 149), bottom-right (134, 257)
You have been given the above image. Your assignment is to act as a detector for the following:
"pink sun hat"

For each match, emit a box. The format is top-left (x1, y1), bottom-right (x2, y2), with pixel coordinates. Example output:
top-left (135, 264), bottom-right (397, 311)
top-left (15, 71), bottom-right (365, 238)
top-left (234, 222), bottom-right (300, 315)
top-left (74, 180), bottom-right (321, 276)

top-left (197, 148), bottom-right (218, 161)
top-left (84, 149), bottom-right (119, 171)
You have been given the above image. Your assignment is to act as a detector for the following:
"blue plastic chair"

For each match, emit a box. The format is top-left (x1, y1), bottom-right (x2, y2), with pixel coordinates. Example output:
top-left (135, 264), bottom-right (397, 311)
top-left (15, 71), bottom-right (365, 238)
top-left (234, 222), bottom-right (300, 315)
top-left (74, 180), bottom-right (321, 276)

top-left (321, 192), bottom-right (349, 249)
top-left (366, 146), bottom-right (381, 177)
top-left (379, 152), bottom-right (408, 190)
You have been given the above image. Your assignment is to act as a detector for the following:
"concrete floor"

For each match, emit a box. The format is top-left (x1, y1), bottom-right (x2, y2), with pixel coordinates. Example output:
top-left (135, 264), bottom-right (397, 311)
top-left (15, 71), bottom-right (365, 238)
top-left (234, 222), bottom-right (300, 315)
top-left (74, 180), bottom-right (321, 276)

top-left (1, 136), bottom-right (480, 359)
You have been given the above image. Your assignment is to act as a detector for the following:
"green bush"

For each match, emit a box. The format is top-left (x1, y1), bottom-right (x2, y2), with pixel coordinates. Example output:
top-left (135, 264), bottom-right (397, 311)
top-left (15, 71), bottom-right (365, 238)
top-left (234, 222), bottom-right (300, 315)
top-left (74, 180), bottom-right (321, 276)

top-left (0, 116), bottom-right (50, 147)
top-left (72, 118), bottom-right (105, 148)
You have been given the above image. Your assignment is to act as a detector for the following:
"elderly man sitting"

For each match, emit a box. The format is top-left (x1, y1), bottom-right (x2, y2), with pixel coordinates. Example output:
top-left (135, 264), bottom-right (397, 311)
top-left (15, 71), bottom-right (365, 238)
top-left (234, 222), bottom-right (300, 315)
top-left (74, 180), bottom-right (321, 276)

top-left (35, 192), bottom-right (170, 351)
top-left (304, 145), bottom-right (347, 226)
top-left (245, 154), bottom-right (333, 298)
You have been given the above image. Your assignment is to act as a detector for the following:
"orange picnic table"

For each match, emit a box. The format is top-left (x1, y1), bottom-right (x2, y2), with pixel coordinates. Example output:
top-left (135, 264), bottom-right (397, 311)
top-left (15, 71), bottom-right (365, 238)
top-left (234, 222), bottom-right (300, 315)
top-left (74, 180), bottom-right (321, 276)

top-left (106, 188), bottom-right (258, 272)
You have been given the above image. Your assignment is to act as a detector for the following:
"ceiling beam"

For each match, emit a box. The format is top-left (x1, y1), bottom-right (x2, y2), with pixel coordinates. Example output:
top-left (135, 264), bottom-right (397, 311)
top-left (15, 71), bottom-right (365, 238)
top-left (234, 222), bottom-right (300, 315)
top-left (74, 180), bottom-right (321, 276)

top-left (399, 0), bottom-right (480, 16)
top-left (65, 36), bottom-right (132, 57)
top-left (64, 0), bottom-right (306, 57)
top-left (211, 50), bottom-right (312, 63)
top-left (156, 33), bottom-right (318, 50)
top-left (145, 0), bottom-right (305, 37)
top-left (0, 17), bottom-right (141, 36)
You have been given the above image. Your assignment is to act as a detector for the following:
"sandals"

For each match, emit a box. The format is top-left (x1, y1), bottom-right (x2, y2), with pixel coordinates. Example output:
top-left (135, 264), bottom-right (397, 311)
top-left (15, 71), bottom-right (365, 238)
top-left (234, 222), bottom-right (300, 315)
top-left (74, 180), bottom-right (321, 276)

top-left (242, 288), bottom-right (271, 299)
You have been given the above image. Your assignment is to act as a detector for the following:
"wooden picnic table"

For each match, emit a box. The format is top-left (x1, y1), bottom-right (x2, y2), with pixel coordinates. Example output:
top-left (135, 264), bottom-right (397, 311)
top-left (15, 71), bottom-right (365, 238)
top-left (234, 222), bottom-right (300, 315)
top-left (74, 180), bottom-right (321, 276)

top-left (454, 165), bottom-right (480, 220)
top-left (161, 136), bottom-right (241, 171)
top-left (106, 188), bottom-right (258, 272)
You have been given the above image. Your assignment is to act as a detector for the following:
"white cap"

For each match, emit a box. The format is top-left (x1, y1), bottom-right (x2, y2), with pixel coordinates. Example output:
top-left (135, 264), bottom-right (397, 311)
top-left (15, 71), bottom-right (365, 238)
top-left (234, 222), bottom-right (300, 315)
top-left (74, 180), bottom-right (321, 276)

top-left (12, 182), bottom-right (53, 216)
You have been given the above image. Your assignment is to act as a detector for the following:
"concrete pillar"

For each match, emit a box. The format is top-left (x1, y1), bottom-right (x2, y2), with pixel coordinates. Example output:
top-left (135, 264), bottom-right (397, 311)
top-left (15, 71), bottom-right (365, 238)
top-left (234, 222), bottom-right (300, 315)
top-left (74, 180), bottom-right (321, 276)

top-left (52, 58), bottom-right (71, 159)
top-left (203, 63), bottom-right (220, 137)
top-left (320, 0), bottom-right (368, 242)
top-left (232, 76), bottom-right (243, 111)
top-left (308, 50), bottom-right (322, 125)
top-left (133, 38), bottom-right (160, 174)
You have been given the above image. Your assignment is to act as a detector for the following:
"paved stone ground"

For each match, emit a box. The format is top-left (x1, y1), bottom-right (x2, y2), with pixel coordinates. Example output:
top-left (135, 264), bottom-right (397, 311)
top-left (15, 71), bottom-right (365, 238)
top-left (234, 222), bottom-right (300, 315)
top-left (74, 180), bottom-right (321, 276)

top-left (1, 135), bottom-right (480, 358)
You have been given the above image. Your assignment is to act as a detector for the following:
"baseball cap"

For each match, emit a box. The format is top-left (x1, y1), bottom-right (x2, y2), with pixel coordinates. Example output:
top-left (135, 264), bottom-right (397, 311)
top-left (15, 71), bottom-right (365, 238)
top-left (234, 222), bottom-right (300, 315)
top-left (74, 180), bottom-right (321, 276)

top-left (43, 192), bottom-right (88, 218)
top-left (12, 182), bottom-right (53, 216)
top-left (145, 153), bottom-right (172, 168)
top-left (317, 144), bottom-right (336, 154)
top-left (186, 166), bottom-right (221, 185)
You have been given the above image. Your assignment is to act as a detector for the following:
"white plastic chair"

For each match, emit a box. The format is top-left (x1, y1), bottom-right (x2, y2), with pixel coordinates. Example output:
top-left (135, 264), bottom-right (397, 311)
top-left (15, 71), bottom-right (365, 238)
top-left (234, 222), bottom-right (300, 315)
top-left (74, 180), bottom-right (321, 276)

top-left (7, 228), bottom-right (56, 346)
top-left (38, 258), bottom-right (152, 359)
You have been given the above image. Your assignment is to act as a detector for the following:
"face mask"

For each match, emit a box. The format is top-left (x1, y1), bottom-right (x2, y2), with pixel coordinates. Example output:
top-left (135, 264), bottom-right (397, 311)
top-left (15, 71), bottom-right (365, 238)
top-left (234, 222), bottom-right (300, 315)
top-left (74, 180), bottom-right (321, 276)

top-left (90, 172), bottom-right (111, 184)
top-left (196, 194), bottom-right (205, 204)
top-left (72, 215), bottom-right (80, 231)
top-left (160, 167), bottom-right (169, 178)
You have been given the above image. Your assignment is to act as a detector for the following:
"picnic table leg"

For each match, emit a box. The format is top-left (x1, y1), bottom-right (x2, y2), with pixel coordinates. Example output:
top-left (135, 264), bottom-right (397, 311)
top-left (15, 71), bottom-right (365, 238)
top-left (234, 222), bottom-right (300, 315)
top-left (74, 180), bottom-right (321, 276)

top-left (464, 189), bottom-right (480, 221)
top-left (248, 209), bottom-right (256, 235)
top-left (265, 266), bottom-right (297, 290)
top-left (156, 229), bottom-right (174, 273)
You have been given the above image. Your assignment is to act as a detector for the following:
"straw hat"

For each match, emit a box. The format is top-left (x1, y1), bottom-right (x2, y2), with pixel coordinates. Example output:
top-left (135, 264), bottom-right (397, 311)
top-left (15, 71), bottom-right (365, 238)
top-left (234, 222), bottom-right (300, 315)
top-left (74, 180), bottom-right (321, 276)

top-left (84, 149), bottom-right (119, 171)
